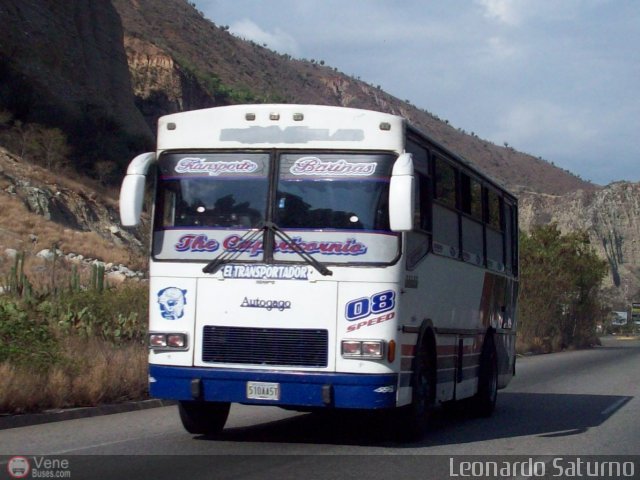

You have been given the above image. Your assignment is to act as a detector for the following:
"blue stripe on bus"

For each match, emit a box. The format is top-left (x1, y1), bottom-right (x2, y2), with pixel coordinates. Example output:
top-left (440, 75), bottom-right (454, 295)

top-left (149, 365), bottom-right (398, 409)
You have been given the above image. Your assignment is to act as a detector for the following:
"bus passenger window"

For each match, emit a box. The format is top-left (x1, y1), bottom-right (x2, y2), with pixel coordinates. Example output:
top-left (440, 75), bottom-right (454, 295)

top-left (487, 190), bottom-right (503, 231)
top-left (459, 174), bottom-right (483, 265)
top-left (461, 174), bottom-right (482, 220)
top-left (406, 140), bottom-right (430, 171)
top-left (415, 173), bottom-right (432, 232)
top-left (505, 203), bottom-right (517, 274)
top-left (486, 192), bottom-right (505, 271)
top-left (407, 172), bottom-right (432, 269)
top-left (434, 158), bottom-right (456, 209)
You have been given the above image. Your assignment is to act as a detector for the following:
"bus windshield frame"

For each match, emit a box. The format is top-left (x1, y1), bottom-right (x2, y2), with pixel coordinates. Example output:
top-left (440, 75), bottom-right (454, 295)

top-left (152, 150), bottom-right (400, 266)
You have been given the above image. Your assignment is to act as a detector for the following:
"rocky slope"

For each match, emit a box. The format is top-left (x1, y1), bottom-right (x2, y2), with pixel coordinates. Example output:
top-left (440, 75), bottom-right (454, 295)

top-left (520, 183), bottom-right (640, 307)
top-left (0, 147), bottom-right (147, 269)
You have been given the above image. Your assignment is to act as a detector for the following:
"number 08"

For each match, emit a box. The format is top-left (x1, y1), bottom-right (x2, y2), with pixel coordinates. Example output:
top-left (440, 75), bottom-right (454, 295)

top-left (345, 290), bottom-right (395, 321)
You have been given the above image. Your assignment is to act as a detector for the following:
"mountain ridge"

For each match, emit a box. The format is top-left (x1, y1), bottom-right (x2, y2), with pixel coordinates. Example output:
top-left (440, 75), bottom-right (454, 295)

top-left (112, 0), bottom-right (593, 196)
top-left (0, 0), bottom-right (637, 306)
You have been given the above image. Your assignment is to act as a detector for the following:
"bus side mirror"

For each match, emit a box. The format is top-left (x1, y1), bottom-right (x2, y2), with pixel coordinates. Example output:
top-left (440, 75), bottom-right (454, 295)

top-left (119, 152), bottom-right (156, 227)
top-left (389, 153), bottom-right (414, 232)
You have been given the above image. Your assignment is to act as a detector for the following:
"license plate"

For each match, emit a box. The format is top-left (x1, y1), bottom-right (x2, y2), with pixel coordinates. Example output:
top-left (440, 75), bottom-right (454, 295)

top-left (246, 381), bottom-right (280, 401)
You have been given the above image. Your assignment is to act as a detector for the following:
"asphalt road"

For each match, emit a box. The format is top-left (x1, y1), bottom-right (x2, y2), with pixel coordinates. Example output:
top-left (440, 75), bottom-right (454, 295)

top-left (1, 336), bottom-right (639, 479)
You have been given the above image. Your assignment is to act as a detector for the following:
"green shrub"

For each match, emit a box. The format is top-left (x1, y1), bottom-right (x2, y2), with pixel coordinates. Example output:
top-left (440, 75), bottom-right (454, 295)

top-left (40, 284), bottom-right (148, 344)
top-left (0, 252), bottom-right (149, 372)
top-left (0, 252), bottom-right (150, 412)
top-left (0, 299), bottom-right (60, 369)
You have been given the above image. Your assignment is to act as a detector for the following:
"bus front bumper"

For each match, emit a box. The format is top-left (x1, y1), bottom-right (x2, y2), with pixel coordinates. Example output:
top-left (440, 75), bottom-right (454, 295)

top-left (149, 365), bottom-right (398, 409)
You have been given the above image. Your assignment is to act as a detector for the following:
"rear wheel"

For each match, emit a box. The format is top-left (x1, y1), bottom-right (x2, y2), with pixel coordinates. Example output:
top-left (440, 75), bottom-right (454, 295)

top-left (178, 400), bottom-right (231, 435)
top-left (471, 336), bottom-right (498, 417)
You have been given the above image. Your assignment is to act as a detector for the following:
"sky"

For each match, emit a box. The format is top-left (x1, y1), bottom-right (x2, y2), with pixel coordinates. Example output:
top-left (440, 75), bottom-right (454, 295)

top-left (193, 0), bottom-right (639, 186)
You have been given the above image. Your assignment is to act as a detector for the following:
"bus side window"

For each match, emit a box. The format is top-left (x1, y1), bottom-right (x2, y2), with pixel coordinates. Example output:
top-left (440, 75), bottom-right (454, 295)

top-left (406, 140), bottom-right (432, 269)
top-left (487, 189), bottom-right (502, 230)
top-left (460, 173), bottom-right (484, 265)
top-left (406, 172), bottom-right (431, 270)
top-left (486, 190), bottom-right (505, 272)
top-left (432, 158), bottom-right (459, 258)
top-left (505, 201), bottom-right (517, 274)
top-left (460, 174), bottom-right (482, 220)
top-left (406, 139), bottom-right (431, 231)
top-left (415, 172), bottom-right (432, 232)
top-left (434, 157), bottom-right (456, 209)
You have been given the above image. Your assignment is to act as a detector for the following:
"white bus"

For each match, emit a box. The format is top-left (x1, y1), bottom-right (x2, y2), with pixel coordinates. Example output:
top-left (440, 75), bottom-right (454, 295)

top-left (120, 104), bottom-right (518, 438)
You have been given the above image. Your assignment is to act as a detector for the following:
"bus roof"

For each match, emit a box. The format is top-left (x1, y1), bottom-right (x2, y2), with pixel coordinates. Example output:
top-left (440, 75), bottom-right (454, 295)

top-left (157, 104), bottom-right (405, 152)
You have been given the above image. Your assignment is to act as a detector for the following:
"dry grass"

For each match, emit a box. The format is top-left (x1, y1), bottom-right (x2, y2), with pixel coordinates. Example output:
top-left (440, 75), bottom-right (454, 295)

top-left (0, 146), bottom-right (121, 209)
top-left (0, 147), bottom-right (146, 269)
top-left (0, 337), bottom-right (147, 414)
top-left (0, 192), bottom-right (137, 267)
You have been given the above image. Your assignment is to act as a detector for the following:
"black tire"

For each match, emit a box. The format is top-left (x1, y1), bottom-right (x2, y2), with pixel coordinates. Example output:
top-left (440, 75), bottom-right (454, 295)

top-left (178, 400), bottom-right (231, 435)
top-left (396, 339), bottom-right (435, 441)
top-left (472, 336), bottom-right (498, 417)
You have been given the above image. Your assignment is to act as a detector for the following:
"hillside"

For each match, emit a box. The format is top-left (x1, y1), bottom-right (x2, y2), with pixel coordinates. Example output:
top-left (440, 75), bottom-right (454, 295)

top-left (112, 0), bottom-right (593, 196)
top-left (0, 0), bottom-right (637, 306)
top-left (0, 0), bottom-right (594, 195)
top-left (0, 0), bottom-right (154, 175)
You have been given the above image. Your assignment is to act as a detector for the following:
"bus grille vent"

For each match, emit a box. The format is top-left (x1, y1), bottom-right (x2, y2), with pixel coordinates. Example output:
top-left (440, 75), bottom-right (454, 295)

top-left (202, 326), bottom-right (328, 367)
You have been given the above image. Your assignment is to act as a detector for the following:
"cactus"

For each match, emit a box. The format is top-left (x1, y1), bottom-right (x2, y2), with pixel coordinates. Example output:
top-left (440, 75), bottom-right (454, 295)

top-left (70, 264), bottom-right (80, 292)
top-left (91, 263), bottom-right (106, 293)
top-left (6, 251), bottom-right (31, 298)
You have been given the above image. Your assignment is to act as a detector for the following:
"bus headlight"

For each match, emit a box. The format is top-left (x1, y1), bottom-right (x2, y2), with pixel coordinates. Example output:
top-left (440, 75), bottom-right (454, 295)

top-left (149, 333), bottom-right (167, 348)
top-left (167, 334), bottom-right (187, 348)
top-left (341, 340), bottom-right (385, 359)
top-left (149, 333), bottom-right (188, 350)
top-left (362, 341), bottom-right (384, 357)
top-left (341, 340), bottom-right (362, 356)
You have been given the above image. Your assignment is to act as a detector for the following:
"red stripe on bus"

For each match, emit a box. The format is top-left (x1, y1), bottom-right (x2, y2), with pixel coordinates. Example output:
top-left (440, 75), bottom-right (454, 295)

top-left (401, 344), bottom-right (415, 356)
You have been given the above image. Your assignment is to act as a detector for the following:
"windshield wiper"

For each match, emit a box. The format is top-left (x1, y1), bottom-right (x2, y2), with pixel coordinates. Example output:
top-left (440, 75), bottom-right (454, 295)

top-left (265, 221), bottom-right (333, 277)
top-left (202, 222), bottom-right (333, 277)
top-left (202, 223), bottom-right (265, 274)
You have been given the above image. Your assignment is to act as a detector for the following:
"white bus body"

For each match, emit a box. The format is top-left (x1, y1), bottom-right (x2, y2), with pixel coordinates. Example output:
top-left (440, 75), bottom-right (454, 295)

top-left (120, 104), bottom-right (518, 436)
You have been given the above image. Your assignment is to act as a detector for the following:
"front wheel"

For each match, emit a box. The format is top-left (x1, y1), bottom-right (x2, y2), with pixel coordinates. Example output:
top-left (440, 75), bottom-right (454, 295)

top-left (395, 340), bottom-right (435, 440)
top-left (178, 400), bottom-right (231, 435)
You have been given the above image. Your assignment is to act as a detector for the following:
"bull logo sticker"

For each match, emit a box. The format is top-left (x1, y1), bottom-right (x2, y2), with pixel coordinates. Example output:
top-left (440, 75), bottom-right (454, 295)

top-left (157, 287), bottom-right (187, 320)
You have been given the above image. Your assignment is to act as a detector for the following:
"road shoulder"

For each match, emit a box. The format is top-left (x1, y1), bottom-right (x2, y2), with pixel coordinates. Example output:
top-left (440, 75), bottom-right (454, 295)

top-left (0, 399), bottom-right (175, 430)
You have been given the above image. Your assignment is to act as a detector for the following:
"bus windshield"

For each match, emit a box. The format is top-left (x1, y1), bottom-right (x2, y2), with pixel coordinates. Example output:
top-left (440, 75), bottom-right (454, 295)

top-left (156, 152), bottom-right (269, 230)
top-left (275, 153), bottom-right (393, 231)
top-left (153, 151), bottom-right (399, 264)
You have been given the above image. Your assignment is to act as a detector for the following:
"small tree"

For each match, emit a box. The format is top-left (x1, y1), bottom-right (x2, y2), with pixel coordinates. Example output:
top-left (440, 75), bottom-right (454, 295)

top-left (13, 121), bottom-right (38, 160)
top-left (518, 224), bottom-right (608, 352)
top-left (38, 127), bottom-right (70, 170)
top-left (0, 109), bottom-right (12, 126)
top-left (94, 160), bottom-right (118, 184)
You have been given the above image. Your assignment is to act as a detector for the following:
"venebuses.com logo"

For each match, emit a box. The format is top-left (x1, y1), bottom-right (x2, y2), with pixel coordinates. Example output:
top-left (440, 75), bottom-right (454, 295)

top-left (7, 457), bottom-right (29, 479)
top-left (7, 456), bottom-right (71, 478)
